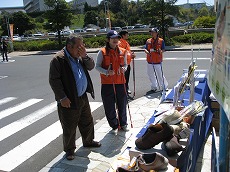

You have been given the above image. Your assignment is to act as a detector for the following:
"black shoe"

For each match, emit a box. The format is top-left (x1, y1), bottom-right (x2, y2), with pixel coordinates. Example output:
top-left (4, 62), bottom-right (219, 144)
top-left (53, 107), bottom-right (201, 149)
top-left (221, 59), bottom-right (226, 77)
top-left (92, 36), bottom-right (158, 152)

top-left (83, 140), bottom-right (101, 148)
top-left (163, 136), bottom-right (185, 156)
top-left (66, 150), bottom-right (75, 160)
top-left (135, 123), bottom-right (173, 150)
top-left (151, 89), bottom-right (157, 93)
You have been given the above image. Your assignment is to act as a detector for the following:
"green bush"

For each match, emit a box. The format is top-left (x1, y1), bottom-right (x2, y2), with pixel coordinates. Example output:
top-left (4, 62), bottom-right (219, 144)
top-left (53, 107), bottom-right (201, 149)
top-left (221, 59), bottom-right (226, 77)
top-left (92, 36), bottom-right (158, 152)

top-left (171, 32), bottom-right (214, 44)
top-left (12, 32), bottom-right (213, 51)
top-left (84, 36), bottom-right (106, 48)
top-left (13, 40), bottom-right (62, 51)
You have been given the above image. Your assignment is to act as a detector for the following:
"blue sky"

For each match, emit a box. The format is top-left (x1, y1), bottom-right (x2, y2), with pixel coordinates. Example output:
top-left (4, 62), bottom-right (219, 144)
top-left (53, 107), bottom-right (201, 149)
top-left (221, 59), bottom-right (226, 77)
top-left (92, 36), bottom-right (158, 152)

top-left (0, 0), bottom-right (214, 8)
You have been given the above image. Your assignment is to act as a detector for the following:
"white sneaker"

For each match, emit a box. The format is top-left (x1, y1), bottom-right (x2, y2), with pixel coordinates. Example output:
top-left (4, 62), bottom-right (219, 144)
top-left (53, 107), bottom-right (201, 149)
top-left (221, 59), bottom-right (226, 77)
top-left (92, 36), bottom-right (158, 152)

top-left (111, 128), bottom-right (118, 135)
top-left (121, 125), bottom-right (129, 132)
top-left (127, 90), bottom-right (132, 94)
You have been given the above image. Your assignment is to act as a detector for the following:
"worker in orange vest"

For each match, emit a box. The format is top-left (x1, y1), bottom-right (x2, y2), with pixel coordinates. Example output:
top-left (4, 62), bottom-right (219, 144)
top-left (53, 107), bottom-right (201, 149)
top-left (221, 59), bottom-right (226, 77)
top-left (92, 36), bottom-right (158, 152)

top-left (118, 30), bottom-right (136, 98)
top-left (95, 30), bottom-right (129, 134)
top-left (144, 28), bottom-right (168, 92)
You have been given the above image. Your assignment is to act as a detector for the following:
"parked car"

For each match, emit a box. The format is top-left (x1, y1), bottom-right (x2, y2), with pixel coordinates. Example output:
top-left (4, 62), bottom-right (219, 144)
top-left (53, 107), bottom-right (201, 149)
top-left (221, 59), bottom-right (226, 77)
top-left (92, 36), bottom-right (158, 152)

top-left (74, 29), bottom-right (85, 33)
top-left (133, 24), bottom-right (146, 29)
top-left (62, 30), bottom-right (73, 35)
top-left (48, 32), bottom-right (56, 36)
top-left (1, 36), bottom-right (9, 41)
top-left (33, 33), bottom-right (43, 37)
top-left (85, 28), bottom-right (97, 32)
top-left (184, 21), bottom-right (194, 26)
top-left (174, 22), bottom-right (185, 27)
top-left (111, 27), bottom-right (122, 31)
top-left (12, 35), bottom-right (22, 41)
top-left (122, 26), bottom-right (134, 30)
top-left (99, 28), bottom-right (107, 32)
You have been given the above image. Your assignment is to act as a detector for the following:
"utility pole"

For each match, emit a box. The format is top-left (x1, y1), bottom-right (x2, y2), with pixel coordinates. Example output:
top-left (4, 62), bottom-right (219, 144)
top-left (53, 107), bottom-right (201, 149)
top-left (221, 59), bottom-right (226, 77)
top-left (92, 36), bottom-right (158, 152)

top-left (4, 15), bottom-right (14, 52)
top-left (104, 0), bottom-right (111, 31)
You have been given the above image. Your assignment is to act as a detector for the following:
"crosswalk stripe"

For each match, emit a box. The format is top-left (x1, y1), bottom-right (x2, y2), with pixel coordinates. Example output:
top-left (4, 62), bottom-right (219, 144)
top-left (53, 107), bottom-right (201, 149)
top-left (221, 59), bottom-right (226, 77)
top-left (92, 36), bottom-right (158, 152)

top-left (0, 97), bottom-right (17, 106)
top-left (0, 98), bottom-right (43, 120)
top-left (89, 102), bottom-right (103, 111)
top-left (0, 102), bottom-right (57, 142)
top-left (0, 101), bottom-right (103, 171)
top-left (0, 121), bottom-right (62, 171)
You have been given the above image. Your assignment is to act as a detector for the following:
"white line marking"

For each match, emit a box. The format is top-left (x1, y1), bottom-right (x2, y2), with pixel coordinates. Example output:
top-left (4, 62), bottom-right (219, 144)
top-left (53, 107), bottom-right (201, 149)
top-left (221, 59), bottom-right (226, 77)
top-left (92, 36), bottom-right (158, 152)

top-left (135, 57), bottom-right (210, 61)
top-left (0, 122), bottom-right (62, 171)
top-left (0, 101), bottom-right (103, 171)
top-left (90, 102), bottom-right (103, 111)
top-left (0, 76), bottom-right (8, 79)
top-left (0, 97), bottom-right (17, 106)
top-left (0, 99), bottom-right (43, 120)
top-left (0, 102), bottom-right (57, 142)
top-left (164, 57), bottom-right (210, 60)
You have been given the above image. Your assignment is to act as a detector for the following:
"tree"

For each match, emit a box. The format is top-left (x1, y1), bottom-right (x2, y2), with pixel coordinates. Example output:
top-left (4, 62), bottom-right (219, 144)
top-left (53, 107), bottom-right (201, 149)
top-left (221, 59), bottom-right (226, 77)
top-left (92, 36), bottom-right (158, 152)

top-left (178, 7), bottom-right (198, 23)
top-left (0, 11), bottom-right (35, 36)
top-left (44, 0), bottom-right (73, 46)
top-left (198, 6), bottom-right (209, 17)
top-left (194, 16), bottom-right (216, 28)
top-left (109, 0), bottom-right (122, 14)
top-left (0, 11), bottom-right (12, 36)
top-left (84, 11), bottom-right (98, 27)
top-left (13, 11), bottom-right (35, 35)
top-left (141, 0), bottom-right (179, 40)
top-left (119, 0), bottom-right (138, 26)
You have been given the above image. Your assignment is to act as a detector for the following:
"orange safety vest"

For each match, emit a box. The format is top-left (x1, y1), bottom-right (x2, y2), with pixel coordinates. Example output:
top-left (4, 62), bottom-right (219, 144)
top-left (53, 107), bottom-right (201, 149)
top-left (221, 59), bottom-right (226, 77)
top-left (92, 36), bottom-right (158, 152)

top-left (118, 38), bottom-right (132, 65)
top-left (146, 37), bottom-right (163, 64)
top-left (100, 47), bottom-right (126, 84)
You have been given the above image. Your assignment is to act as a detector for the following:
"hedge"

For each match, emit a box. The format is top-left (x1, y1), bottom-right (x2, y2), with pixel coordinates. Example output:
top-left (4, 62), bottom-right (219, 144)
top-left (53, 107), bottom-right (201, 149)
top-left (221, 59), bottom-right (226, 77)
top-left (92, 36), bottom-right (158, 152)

top-left (11, 32), bottom-right (214, 51)
top-left (171, 32), bottom-right (214, 44)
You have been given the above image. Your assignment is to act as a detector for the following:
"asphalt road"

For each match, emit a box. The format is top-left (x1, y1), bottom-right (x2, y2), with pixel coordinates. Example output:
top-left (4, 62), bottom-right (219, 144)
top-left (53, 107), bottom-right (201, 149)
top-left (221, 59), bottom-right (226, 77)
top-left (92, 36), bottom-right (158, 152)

top-left (0, 50), bottom-right (211, 172)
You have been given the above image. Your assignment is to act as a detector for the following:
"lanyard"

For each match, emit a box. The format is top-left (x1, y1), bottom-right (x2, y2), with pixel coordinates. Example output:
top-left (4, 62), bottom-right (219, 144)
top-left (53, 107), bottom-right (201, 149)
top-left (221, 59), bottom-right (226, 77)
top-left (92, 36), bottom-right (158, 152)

top-left (151, 37), bottom-right (159, 49)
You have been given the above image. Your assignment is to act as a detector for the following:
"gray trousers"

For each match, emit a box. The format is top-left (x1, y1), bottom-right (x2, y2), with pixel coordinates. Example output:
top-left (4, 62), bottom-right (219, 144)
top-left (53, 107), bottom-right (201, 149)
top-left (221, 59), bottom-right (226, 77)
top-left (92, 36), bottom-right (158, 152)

top-left (57, 94), bottom-right (94, 152)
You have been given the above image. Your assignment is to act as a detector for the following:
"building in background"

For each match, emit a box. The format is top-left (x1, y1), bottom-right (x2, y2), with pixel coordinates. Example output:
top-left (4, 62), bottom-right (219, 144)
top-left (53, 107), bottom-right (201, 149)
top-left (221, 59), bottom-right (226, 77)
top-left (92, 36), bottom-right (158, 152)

top-left (23, 0), bottom-right (98, 13)
top-left (0, 7), bottom-right (25, 14)
top-left (23, 0), bottom-right (51, 13)
top-left (71, 0), bottom-right (98, 13)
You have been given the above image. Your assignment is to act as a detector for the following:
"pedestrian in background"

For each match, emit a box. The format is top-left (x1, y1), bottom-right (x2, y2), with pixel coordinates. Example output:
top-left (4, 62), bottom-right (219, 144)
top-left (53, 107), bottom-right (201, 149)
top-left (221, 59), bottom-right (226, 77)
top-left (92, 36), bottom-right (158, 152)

top-left (1, 38), bottom-right (8, 62)
top-left (95, 30), bottom-right (129, 134)
top-left (118, 30), bottom-right (136, 99)
top-left (0, 38), bottom-right (2, 61)
top-left (49, 33), bottom-right (101, 161)
top-left (144, 28), bottom-right (168, 92)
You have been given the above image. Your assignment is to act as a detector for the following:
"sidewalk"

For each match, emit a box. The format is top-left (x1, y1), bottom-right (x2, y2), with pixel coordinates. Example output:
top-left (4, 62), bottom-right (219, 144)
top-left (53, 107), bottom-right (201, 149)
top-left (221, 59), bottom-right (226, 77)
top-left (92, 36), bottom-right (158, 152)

top-left (38, 90), bottom-right (215, 172)
top-left (39, 92), bottom-right (164, 172)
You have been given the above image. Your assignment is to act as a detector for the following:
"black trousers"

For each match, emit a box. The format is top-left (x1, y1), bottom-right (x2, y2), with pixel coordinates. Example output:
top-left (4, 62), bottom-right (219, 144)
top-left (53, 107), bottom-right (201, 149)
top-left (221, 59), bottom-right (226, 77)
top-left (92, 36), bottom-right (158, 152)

top-left (101, 84), bottom-right (127, 129)
top-left (2, 50), bottom-right (8, 61)
top-left (125, 65), bottom-right (131, 90)
top-left (57, 94), bottom-right (94, 152)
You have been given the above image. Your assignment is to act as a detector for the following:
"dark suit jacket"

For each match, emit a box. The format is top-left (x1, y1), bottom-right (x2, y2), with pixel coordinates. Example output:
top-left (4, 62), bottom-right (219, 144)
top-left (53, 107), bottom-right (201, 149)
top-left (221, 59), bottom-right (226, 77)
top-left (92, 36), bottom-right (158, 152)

top-left (49, 49), bottom-right (95, 109)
